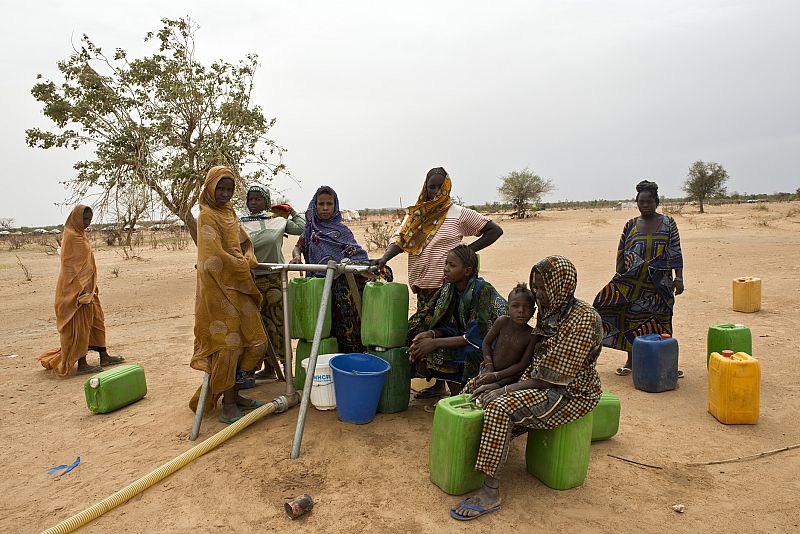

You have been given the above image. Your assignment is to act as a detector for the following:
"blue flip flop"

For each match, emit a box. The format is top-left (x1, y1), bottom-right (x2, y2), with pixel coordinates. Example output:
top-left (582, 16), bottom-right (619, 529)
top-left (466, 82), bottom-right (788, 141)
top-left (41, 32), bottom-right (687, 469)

top-left (450, 499), bottom-right (501, 521)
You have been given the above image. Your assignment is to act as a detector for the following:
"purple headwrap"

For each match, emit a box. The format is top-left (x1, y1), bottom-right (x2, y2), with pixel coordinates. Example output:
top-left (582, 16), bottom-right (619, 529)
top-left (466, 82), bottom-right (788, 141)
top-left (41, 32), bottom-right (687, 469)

top-left (302, 186), bottom-right (369, 267)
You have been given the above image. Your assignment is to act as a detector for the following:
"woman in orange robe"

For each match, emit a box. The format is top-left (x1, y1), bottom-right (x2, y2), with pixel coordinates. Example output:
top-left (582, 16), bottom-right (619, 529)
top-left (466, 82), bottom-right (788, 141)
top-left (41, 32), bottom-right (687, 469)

top-left (189, 166), bottom-right (268, 423)
top-left (38, 205), bottom-right (124, 377)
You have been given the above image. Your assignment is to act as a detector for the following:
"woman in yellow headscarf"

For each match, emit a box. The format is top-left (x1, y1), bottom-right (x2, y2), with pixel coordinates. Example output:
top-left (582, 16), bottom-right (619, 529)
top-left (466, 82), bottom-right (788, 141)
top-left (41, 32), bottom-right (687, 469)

top-left (38, 205), bottom-right (124, 377)
top-left (189, 166), bottom-right (268, 423)
top-left (375, 167), bottom-right (504, 398)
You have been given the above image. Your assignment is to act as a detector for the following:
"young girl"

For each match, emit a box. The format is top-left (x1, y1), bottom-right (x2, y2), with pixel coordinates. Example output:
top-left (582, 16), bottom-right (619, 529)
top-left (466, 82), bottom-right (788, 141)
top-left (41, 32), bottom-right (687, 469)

top-left (190, 166), bottom-right (267, 424)
top-left (472, 283), bottom-right (538, 389)
top-left (407, 245), bottom-right (507, 396)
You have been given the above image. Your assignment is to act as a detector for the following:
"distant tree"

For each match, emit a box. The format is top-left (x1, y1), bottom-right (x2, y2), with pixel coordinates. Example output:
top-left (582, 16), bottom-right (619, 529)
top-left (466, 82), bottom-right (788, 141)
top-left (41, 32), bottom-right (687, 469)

top-left (682, 161), bottom-right (729, 213)
top-left (796, 186), bottom-right (800, 200)
top-left (0, 218), bottom-right (14, 231)
top-left (497, 168), bottom-right (555, 219)
top-left (26, 17), bottom-right (286, 243)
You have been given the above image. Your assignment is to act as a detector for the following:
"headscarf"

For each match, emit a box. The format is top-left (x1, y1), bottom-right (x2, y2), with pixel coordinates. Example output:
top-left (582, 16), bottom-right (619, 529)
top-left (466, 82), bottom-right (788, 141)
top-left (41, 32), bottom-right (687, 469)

top-left (526, 255), bottom-right (603, 388)
top-left (240, 185), bottom-right (273, 221)
top-left (56, 205), bottom-right (97, 329)
top-left (395, 167), bottom-right (453, 255)
top-left (192, 166), bottom-right (266, 363)
top-left (301, 185), bottom-right (369, 265)
top-left (635, 180), bottom-right (659, 203)
top-left (530, 255), bottom-right (578, 337)
top-left (38, 204), bottom-right (105, 377)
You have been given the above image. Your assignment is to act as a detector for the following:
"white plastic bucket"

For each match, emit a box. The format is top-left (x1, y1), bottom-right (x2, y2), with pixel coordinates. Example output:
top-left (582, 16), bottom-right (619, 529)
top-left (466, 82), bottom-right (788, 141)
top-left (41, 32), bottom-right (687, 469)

top-left (301, 353), bottom-right (338, 410)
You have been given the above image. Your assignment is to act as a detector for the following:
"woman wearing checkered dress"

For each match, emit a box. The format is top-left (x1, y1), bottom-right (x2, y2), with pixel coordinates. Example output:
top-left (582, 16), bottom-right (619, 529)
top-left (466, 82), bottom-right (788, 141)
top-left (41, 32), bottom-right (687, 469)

top-left (450, 255), bottom-right (603, 521)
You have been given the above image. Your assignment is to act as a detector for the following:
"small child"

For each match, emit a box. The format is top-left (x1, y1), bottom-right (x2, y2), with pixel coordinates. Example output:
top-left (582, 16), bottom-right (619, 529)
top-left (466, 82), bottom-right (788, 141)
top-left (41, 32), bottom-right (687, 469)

top-left (473, 283), bottom-right (537, 387)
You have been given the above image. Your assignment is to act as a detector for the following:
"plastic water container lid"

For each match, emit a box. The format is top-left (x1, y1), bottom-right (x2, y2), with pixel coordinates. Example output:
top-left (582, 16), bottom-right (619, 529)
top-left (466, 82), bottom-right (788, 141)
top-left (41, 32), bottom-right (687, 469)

top-left (660, 333), bottom-right (672, 339)
top-left (722, 350), bottom-right (735, 358)
top-left (89, 377), bottom-right (100, 388)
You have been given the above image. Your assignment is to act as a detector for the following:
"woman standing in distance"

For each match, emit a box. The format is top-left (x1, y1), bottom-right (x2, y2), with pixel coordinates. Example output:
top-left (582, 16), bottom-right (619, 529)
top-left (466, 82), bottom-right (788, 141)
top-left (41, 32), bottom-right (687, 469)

top-left (38, 205), bottom-right (125, 376)
top-left (593, 180), bottom-right (685, 376)
top-left (375, 167), bottom-right (503, 398)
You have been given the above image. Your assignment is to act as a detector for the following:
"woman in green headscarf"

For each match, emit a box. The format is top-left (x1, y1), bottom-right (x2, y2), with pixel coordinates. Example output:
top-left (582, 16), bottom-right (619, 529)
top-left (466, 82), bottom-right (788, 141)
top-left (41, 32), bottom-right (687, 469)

top-left (240, 185), bottom-right (305, 380)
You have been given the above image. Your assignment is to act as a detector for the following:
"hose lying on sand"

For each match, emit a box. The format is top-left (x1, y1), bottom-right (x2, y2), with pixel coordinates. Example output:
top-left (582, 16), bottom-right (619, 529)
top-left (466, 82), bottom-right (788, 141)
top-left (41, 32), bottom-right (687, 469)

top-left (42, 394), bottom-right (298, 534)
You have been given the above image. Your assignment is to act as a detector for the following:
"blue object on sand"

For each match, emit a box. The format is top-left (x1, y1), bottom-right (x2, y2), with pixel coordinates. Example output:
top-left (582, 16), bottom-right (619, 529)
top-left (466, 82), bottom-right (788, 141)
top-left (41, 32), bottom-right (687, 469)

top-left (49, 456), bottom-right (81, 476)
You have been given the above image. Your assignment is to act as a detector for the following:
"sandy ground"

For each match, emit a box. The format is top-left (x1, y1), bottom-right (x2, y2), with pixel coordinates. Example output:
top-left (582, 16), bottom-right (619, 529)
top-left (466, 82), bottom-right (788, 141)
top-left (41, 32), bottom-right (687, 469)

top-left (1, 202), bottom-right (799, 533)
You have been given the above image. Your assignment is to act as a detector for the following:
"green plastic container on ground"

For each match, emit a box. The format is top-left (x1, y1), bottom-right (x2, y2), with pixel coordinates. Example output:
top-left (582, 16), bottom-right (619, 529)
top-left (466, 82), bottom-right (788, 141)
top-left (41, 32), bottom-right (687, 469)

top-left (294, 337), bottom-right (339, 391)
top-left (429, 394), bottom-right (485, 495)
top-left (360, 282), bottom-right (409, 348)
top-left (84, 364), bottom-right (147, 414)
top-left (526, 412), bottom-right (593, 490)
top-left (707, 324), bottom-right (752, 368)
top-left (370, 346), bottom-right (411, 414)
top-left (289, 277), bottom-right (332, 340)
top-left (591, 391), bottom-right (620, 442)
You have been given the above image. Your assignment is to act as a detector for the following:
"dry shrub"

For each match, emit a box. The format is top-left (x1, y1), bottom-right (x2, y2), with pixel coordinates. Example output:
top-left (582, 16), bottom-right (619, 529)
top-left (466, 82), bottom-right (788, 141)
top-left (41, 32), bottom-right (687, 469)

top-left (662, 204), bottom-right (684, 216)
top-left (588, 216), bottom-right (609, 225)
top-left (363, 221), bottom-right (394, 252)
top-left (786, 207), bottom-right (800, 218)
top-left (755, 218), bottom-right (770, 227)
top-left (753, 204), bottom-right (769, 212)
top-left (15, 254), bottom-right (32, 281)
top-left (6, 234), bottom-right (29, 251)
top-left (111, 267), bottom-right (120, 277)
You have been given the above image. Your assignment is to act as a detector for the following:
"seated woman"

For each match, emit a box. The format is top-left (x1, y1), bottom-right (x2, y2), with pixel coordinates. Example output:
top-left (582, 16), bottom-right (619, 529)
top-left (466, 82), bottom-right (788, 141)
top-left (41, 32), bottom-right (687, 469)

top-left (38, 205), bottom-right (124, 376)
top-left (291, 185), bottom-right (382, 353)
top-left (451, 255), bottom-right (603, 521)
top-left (407, 245), bottom-right (507, 396)
top-left (189, 166), bottom-right (267, 424)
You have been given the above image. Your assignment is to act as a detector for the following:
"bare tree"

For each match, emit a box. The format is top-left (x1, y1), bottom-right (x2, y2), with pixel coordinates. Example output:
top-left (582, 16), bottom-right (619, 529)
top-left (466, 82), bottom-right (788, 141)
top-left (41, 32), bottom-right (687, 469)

top-left (0, 218), bottom-right (14, 231)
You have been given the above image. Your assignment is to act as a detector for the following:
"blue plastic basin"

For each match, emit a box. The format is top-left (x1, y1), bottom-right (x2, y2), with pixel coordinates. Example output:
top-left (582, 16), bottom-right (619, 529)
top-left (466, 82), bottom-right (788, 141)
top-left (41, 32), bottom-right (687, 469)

top-left (329, 353), bottom-right (390, 424)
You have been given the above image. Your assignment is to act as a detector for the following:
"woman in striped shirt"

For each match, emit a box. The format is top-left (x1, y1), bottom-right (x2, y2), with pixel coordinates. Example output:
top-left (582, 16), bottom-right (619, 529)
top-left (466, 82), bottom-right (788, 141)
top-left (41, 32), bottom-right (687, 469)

top-left (376, 167), bottom-right (503, 398)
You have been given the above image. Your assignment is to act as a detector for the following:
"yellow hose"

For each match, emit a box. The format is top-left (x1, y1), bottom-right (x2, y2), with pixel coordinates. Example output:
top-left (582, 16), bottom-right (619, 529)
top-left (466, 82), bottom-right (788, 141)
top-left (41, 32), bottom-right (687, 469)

top-left (42, 398), bottom-right (291, 534)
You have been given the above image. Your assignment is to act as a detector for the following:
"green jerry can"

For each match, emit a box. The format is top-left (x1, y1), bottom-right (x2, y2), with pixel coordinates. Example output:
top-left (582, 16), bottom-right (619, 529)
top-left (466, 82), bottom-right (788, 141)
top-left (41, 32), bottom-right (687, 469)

top-left (591, 391), bottom-right (620, 442)
top-left (361, 282), bottom-right (409, 348)
top-left (370, 346), bottom-right (411, 414)
top-left (289, 277), bottom-right (332, 340)
top-left (707, 324), bottom-right (752, 368)
top-left (294, 337), bottom-right (339, 391)
top-left (526, 412), bottom-right (593, 490)
top-left (429, 394), bottom-right (485, 495)
top-left (84, 364), bottom-right (147, 414)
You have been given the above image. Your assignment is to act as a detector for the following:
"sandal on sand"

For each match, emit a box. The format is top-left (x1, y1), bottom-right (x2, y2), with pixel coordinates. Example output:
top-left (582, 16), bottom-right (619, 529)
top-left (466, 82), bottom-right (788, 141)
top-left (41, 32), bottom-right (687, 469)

top-left (236, 398), bottom-right (264, 411)
top-left (615, 367), bottom-right (632, 376)
top-left (415, 386), bottom-right (448, 400)
top-left (101, 356), bottom-right (125, 367)
top-left (450, 499), bottom-right (501, 521)
top-left (77, 365), bottom-right (103, 375)
top-left (219, 414), bottom-right (244, 424)
top-left (423, 402), bottom-right (439, 414)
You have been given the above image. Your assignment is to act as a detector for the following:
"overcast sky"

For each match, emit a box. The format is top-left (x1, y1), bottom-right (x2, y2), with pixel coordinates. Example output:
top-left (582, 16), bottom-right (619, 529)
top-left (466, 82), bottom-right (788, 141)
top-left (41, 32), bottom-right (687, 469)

top-left (3, 0), bottom-right (798, 226)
